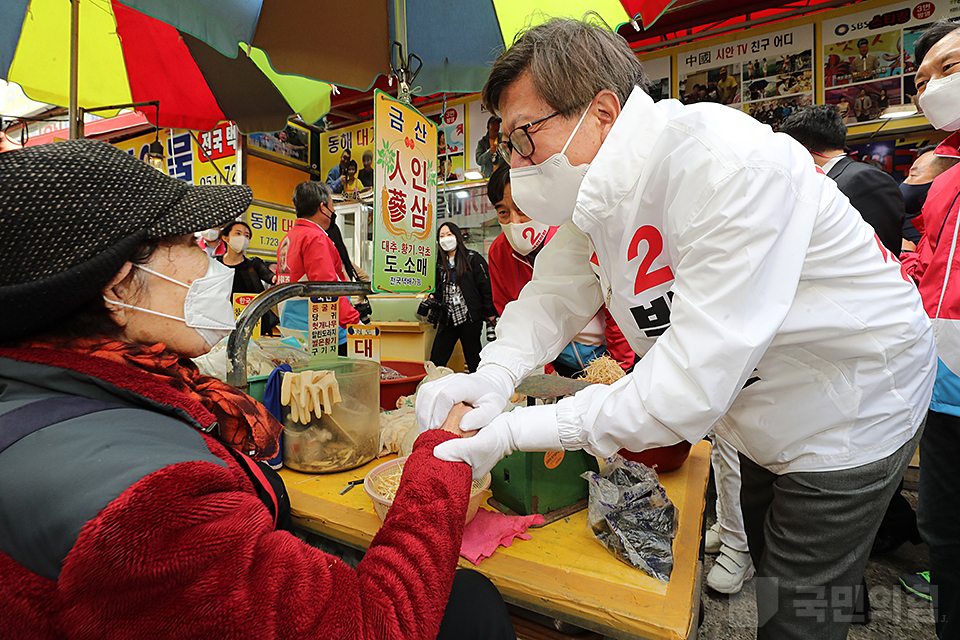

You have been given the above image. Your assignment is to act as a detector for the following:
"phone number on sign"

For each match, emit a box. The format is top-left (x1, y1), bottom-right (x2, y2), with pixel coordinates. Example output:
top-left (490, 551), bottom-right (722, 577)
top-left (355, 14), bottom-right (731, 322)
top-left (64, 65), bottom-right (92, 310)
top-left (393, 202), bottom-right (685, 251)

top-left (197, 163), bottom-right (237, 185)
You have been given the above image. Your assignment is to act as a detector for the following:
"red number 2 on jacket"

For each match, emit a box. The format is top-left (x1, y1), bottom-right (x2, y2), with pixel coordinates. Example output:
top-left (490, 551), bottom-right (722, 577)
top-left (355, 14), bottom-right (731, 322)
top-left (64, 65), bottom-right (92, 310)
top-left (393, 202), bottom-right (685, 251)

top-left (628, 225), bottom-right (675, 295)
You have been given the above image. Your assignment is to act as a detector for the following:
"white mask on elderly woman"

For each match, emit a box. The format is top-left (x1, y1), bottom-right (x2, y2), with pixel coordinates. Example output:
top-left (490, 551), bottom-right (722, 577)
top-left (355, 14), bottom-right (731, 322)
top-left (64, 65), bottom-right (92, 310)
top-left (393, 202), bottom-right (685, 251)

top-left (104, 255), bottom-right (237, 347)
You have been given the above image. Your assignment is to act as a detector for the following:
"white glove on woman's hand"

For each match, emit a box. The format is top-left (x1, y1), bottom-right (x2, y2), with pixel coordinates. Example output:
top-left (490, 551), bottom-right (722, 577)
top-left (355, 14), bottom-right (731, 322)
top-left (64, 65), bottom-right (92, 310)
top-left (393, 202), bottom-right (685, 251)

top-left (433, 404), bottom-right (562, 480)
top-left (416, 364), bottom-right (515, 433)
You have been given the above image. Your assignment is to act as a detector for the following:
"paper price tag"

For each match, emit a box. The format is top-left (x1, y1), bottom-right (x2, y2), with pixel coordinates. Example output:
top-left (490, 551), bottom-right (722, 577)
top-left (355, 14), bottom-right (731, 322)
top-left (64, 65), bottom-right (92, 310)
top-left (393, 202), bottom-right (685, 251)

top-left (347, 324), bottom-right (381, 363)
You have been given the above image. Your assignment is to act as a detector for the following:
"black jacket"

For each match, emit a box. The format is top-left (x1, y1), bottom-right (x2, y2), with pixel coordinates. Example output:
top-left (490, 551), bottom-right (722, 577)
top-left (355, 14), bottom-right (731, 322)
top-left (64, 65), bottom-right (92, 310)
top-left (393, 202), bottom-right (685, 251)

top-left (827, 156), bottom-right (906, 256)
top-left (435, 250), bottom-right (495, 324)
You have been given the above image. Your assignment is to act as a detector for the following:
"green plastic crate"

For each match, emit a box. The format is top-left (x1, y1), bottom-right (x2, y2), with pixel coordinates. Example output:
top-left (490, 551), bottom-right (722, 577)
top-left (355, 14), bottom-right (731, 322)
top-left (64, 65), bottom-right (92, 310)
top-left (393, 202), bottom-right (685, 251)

top-left (247, 374), bottom-right (269, 404)
top-left (490, 449), bottom-right (599, 516)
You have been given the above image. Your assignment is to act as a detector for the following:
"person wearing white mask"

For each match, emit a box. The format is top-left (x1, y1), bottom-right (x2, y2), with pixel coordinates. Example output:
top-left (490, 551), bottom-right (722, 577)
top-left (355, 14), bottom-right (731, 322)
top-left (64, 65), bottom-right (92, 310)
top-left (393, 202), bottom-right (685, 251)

top-left (198, 226), bottom-right (226, 258)
top-left (898, 19), bottom-right (960, 636)
top-left (217, 220), bottom-right (279, 335)
top-left (485, 165), bottom-right (635, 377)
top-left (0, 139), bottom-right (515, 640)
top-left (416, 18), bottom-right (937, 639)
top-left (427, 222), bottom-right (496, 373)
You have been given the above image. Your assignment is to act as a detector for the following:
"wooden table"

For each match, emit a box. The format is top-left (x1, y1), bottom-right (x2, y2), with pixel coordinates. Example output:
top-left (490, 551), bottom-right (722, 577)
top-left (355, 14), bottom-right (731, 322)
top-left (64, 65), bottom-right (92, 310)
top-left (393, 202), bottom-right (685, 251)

top-left (279, 441), bottom-right (711, 640)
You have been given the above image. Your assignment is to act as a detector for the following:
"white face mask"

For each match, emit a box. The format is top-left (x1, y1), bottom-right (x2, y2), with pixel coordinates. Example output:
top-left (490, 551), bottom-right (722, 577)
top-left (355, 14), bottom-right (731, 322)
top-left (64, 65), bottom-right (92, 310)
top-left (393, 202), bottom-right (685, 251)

top-left (201, 228), bottom-right (221, 242)
top-left (104, 255), bottom-right (237, 347)
top-left (439, 235), bottom-right (458, 252)
top-left (228, 235), bottom-right (250, 254)
top-left (919, 72), bottom-right (960, 131)
top-left (501, 219), bottom-right (550, 256)
top-left (509, 107), bottom-right (591, 226)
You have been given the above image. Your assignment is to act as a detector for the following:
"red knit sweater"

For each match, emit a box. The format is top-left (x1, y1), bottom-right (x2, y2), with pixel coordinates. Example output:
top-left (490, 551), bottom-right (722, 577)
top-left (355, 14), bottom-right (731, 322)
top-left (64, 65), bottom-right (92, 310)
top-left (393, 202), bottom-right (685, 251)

top-left (0, 347), bottom-right (471, 640)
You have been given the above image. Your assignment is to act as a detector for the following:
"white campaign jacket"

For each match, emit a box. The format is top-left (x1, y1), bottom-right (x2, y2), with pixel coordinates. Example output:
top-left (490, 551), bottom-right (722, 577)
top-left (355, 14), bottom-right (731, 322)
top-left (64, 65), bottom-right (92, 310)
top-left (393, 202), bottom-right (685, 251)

top-left (483, 88), bottom-right (936, 474)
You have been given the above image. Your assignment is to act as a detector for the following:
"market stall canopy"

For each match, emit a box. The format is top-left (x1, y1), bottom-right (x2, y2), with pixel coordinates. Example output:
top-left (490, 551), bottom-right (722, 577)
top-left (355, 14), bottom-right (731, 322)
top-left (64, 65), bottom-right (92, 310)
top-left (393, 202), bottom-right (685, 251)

top-left (0, 0), bottom-right (333, 133)
top-left (127, 0), bottom-right (815, 95)
top-left (105, 0), bottom-right (646, 95)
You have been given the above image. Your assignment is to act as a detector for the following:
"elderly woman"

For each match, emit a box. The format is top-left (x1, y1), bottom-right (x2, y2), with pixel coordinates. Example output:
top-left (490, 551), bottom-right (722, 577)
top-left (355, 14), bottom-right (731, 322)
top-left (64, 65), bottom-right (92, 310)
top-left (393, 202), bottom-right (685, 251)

top-left (0, 141), bottom-right (513, 640)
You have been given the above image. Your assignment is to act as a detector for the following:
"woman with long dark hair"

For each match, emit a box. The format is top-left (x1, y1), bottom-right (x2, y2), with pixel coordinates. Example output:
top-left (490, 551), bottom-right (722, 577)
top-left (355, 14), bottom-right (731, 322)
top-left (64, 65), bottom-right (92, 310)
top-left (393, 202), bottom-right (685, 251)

top-left (428, 222), bottom-right (495, 372)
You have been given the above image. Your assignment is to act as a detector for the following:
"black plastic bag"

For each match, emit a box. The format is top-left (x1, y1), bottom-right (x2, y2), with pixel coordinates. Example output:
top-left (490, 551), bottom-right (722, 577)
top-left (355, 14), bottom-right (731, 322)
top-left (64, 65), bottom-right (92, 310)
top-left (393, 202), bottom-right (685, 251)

top-left (581, 455), bottom-right (678, 581)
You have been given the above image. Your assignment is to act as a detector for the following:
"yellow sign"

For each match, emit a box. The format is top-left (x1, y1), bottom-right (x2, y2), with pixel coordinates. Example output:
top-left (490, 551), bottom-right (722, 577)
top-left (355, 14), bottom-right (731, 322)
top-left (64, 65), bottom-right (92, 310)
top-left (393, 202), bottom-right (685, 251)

top-left (320, 121), bottom-right (376, 185)
top-left (112, 126), bottom-right (238, 186)
top-left (232, 293), bottom-right (261, 340)
top-left (346, 325), bottom-right (381, 363)
top-left (245, 201), bottom-right (297, 260)
top-left (371, 91), bottom-right (438, 294)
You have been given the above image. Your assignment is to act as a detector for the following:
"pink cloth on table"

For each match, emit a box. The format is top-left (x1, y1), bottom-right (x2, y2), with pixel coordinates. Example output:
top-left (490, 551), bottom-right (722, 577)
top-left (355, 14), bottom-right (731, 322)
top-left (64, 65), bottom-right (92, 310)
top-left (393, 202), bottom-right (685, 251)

top-left (459, 508), bottom-right (546, 565)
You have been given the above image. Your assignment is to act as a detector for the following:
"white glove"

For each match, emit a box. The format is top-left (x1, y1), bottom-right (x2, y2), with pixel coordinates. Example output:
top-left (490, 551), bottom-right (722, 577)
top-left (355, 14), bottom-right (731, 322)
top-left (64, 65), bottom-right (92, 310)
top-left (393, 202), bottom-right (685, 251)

top-left (433, 404), bottom-right (563, 480)
top-left (416, 363), bottom-right (515, 433)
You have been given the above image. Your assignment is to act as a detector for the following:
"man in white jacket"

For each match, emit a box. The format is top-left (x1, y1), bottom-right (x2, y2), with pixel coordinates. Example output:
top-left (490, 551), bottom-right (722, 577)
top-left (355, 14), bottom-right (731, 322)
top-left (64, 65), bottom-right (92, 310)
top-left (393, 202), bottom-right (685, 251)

top-left (417, 18), bottom-right (936, 640)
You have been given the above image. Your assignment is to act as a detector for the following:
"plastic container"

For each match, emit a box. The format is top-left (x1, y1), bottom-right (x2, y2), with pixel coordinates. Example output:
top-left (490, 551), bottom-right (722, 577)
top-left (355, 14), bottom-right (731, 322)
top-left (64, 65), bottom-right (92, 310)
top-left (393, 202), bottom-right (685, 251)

top-left (379, 360), bottom-right (427, 410)
top-left (619, 441), bottom-right (692, 473)
top-left (364, 455), bottom-right (491, 525)
top-left (281, 357), bottom-right (380, 473)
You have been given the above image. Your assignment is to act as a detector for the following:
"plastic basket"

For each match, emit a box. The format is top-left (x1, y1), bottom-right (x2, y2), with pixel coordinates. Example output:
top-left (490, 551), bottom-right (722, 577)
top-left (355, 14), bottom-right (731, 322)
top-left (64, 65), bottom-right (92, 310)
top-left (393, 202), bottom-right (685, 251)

top-left (364, 455), bottom-right (490, 525)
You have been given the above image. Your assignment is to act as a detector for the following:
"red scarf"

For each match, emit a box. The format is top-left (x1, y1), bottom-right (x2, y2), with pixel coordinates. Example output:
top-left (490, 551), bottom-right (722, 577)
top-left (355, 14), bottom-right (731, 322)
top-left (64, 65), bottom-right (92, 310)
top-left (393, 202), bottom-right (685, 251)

top-left (25, 339), bottom-right (282, 460)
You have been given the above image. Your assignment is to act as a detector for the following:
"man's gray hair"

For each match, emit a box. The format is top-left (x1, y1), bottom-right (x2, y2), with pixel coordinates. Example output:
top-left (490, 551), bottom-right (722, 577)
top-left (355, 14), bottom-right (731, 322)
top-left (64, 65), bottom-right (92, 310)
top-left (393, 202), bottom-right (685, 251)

top-left (292, 180), bottom-right (331, 219)
top-left (482, 17), bottom-right (649, 117)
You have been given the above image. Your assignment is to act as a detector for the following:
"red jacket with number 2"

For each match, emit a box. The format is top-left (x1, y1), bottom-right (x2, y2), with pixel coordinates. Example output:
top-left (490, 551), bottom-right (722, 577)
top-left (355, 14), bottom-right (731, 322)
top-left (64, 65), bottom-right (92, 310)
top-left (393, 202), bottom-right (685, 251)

top-left (281, 218), bottom-right (359, 327)
top-left (488, 229), bottom-right (636, 371)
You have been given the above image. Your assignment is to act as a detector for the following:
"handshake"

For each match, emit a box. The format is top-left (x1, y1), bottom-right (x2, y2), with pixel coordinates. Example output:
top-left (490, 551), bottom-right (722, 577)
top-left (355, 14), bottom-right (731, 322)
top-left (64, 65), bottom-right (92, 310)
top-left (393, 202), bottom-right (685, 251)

top-left (417, 364), bottom-right (563, 479)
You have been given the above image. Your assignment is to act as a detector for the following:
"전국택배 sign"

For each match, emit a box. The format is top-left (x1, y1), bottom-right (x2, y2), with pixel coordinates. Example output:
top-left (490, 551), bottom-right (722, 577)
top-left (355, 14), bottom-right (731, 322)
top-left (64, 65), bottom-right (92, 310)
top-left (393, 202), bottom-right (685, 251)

top-left (371, 91), bottom-right (438, 294)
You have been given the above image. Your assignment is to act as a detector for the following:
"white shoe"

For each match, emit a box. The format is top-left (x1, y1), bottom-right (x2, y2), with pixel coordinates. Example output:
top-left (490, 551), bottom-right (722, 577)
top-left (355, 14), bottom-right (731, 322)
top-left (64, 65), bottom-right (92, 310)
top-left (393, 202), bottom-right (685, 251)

top-left (704, 522), bottom-right (722, 554)
top-left (706, 545), bottom-right (755, 594)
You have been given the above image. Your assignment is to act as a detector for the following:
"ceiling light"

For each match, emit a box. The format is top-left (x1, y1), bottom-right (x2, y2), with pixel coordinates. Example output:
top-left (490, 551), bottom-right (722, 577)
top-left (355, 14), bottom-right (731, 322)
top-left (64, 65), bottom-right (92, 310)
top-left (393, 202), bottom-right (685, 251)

top-left (146, 138), bottom-right (166, 172)
top-left (464, 170), bottom-right (484, 180)
top-left (879, 104), bottom-right (918, 119)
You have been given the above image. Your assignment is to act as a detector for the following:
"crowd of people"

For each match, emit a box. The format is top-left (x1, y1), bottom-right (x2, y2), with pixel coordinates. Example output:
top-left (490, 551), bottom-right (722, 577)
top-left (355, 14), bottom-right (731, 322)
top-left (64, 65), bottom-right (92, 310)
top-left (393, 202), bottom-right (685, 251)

top-left (2, 14), bottom-right (960, 640)
top-left (416, 16), bottom-right (960, 640)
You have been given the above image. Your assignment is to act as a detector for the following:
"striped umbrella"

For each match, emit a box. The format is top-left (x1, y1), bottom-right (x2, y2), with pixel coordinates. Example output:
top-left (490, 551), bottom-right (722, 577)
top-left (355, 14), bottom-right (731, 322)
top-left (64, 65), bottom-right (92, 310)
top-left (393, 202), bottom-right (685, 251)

top-left (108, 0), bottom-right (665, 95)
top-left (1, 0), bottom-right (673, 133)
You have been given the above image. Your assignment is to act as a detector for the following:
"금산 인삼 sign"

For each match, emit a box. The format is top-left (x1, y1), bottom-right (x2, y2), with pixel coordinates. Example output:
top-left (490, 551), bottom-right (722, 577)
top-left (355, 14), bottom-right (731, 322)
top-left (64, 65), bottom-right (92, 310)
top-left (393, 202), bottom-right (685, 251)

top-left (371, 91), bottom-right (437, 294)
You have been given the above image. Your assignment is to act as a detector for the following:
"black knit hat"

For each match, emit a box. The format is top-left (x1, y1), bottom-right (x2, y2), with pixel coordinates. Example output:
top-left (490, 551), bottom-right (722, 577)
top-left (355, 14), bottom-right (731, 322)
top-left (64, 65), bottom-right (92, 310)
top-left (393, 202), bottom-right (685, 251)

top-left (0, 139), bottom-right (253, 341)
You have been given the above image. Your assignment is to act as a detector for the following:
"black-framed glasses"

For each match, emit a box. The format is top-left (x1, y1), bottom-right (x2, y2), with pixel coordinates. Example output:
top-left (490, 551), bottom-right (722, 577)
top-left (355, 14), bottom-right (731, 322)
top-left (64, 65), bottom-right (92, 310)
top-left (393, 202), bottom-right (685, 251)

top-left (497, 112), bottom-right (560, 162)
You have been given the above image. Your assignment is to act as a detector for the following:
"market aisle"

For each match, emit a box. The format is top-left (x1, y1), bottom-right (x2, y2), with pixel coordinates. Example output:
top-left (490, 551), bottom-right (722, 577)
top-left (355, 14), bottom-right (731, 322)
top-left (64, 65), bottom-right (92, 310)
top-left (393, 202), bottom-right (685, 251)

top-left (700, 487), bottom-right (936, 638)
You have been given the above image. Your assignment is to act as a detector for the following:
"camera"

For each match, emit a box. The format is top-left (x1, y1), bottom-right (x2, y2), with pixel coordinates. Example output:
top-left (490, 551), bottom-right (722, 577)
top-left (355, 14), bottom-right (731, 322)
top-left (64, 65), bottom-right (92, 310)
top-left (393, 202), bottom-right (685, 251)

top-left (416, 296), bottom-right (445, 327)
top-left (354, 301), bottom-right (372, 325)
top-left (486, 319), bottom-right (497, 342)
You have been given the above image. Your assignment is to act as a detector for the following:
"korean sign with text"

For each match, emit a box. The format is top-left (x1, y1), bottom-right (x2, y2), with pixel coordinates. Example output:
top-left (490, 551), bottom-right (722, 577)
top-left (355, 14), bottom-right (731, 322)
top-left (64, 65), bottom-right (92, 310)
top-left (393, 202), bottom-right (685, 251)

top-left (371, 91), bottom-right (438, 295)
top-left (822, 0), bottom-right (955, 124)
top-left (678, 24), bottom-right (814, 131)
top-left (320, 121), bottom-right (376, 189)
top-left (246, 202), bottom-right (296, 260)
top-left (113, 123), bottom-right (239, 186)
